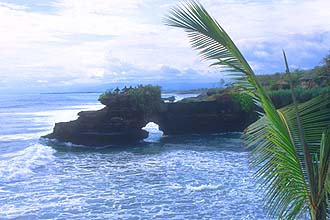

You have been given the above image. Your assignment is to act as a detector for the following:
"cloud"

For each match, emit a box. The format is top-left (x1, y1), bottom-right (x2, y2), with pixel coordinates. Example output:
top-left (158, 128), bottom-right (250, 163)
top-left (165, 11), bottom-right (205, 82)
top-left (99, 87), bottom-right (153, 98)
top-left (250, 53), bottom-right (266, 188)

top-left (239, 31), bottom-right (330, 73)
top-left (37, 79), bottom-right (48, 83)
top-left (0, 0), bottom-right (329, 91)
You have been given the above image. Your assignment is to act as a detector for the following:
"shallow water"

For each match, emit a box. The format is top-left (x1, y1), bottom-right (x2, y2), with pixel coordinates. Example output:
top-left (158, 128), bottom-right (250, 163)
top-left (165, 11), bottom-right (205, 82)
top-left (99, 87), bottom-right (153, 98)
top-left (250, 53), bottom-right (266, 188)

top-left (0, 93), bottom-right (272, 219)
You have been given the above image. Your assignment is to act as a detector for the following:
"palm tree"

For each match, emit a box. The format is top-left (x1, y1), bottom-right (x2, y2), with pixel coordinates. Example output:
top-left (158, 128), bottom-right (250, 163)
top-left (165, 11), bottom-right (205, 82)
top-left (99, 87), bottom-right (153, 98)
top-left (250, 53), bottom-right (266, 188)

top-left (165, 1), bottom-right (330, 219)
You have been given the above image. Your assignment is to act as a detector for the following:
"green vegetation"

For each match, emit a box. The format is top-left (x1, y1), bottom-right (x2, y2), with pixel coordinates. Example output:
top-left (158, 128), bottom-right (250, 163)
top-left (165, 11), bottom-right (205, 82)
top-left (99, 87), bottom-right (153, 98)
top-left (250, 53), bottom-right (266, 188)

top-left (99, 85), bottom-right (162, 116)
top-left (179, 87), bottom-right (254, 112)
top-left (179, 86), bottom-right (330, 112)
top-left (231, 92), bottom-right (253, 112)
top-left (256, 54), bottom-right (330, 90)
top-left (269, 86), bottom-right (330, 108)
top-left (166, 1), bottom-right (330, 219)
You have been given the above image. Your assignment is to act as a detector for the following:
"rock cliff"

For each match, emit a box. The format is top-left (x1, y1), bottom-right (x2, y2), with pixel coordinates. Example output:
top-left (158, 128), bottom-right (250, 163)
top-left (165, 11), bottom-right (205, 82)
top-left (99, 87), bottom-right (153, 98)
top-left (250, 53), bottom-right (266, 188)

top-left (44, 107), bottom-right (149, 146)
top-left (159, 99), bottom-right (254, 135)
top-left (44, 86), bottom-right (257, 146)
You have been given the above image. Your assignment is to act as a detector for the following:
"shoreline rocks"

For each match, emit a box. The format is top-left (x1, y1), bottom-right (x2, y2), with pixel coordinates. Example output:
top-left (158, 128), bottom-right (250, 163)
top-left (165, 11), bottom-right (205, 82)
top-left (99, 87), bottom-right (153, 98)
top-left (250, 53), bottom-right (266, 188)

top-left (44, 99), bottom-right (256, 146)
top-left (43, 85), bottom-right (258, 146)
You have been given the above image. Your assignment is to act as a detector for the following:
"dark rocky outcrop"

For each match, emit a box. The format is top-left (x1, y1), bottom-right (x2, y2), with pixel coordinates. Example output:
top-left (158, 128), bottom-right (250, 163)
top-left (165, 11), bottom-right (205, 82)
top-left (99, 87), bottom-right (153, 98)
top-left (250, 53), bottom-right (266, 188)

top-left (44, 86), bottom-right (257, 146)
top-left (44, 101), bottom-right (256, 146)
top-left (44, 107), bottom-right (149, 146)
top-left (159, 100), bottom-right (255, 135)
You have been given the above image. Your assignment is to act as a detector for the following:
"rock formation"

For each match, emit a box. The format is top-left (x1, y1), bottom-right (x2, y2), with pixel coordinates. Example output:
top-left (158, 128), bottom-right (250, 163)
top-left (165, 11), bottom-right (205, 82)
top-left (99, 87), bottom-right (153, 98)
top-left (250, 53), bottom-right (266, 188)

top-left (44, 86), bottom-right (257, 146)
top-left (159, 99), bottom-right (255, 135)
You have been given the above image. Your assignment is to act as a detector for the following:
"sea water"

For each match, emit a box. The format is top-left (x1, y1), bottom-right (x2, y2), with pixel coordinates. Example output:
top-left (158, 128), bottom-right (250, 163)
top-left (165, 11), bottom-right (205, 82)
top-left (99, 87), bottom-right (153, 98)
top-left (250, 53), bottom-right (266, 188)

top-left (0, 92), bottom-right (272, 219)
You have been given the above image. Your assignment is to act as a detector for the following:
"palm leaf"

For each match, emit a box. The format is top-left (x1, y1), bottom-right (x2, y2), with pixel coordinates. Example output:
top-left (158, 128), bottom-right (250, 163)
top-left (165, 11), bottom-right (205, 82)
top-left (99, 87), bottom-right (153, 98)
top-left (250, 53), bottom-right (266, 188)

top-left (164, 1), bottom-right (251, 74)
top-left (165, 1), bottom-right (283, 121)
top-left (165, 1), bottom-right (330, 219)
top-left (283, 94), bottom-right (330, 154)
top-left (244, 113), bottom-right (310, 219)
top-left (317, 128), bottom-right (330, 218)
top-left (245, 94), bottom-right (330, 218)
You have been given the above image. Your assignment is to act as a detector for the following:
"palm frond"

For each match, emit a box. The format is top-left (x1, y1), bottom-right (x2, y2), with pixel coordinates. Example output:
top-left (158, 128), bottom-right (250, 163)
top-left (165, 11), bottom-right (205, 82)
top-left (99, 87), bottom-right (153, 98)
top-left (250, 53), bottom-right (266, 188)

top-left (164, 1), bottom-right (252, 75)
top-left (165, 1), bottom-right (330, 219)
top-left (282, 93), bottom-right (330, 154)
top-left (318, 128), bottom-right (330, 217)
top-left (244, 112), bottom-right (310, 219)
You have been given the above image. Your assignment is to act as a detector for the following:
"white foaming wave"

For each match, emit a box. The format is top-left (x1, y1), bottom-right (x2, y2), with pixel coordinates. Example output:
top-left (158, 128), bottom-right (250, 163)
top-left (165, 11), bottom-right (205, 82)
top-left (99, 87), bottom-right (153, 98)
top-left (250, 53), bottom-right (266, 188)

top-left (142, 122), bottom-right (164, 143)
top-left (186, 184), bottom-right (221, 192)
top-left (168, 183), bottom-right (221, 192)
top-left (162, 93), bottom-right (198, 102)
top-left (142, 122), bottom-right (163, 133)
top-left (167, 183), bottom-right (184, 190)
top-left (0, 144), bottom-right (56, 182)
top-left (60, 140), bottom-right (88, 148)
top-left (0, 104), bottom-right (103, 143)
top-left (46, 138), bottom-right (98, 148)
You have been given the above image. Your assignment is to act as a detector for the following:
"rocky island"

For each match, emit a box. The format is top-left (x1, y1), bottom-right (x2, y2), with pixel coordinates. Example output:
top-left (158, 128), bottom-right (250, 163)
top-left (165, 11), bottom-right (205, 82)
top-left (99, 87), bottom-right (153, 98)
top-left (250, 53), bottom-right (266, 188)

top-left (44, 85), bottom-right (257, 146)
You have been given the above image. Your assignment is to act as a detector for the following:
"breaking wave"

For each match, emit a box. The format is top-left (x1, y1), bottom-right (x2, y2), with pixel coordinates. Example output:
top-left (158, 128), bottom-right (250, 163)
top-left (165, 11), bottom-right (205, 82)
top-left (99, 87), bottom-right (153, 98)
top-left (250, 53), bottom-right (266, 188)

top-left (0, 144), bottom-right (56, 182)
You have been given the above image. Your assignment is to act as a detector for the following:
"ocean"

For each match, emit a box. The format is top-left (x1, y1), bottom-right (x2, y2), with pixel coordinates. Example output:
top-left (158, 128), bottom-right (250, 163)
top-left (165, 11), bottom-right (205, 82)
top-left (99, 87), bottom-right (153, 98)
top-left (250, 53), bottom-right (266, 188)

top-left (0, 92), bottom-right (271, 219)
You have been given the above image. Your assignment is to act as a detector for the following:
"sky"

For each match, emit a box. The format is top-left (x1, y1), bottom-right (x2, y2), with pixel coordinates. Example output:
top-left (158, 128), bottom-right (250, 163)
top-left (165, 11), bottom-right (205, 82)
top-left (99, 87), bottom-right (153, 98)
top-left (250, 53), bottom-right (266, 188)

top-left (0, 0), bottom-right (329, 92)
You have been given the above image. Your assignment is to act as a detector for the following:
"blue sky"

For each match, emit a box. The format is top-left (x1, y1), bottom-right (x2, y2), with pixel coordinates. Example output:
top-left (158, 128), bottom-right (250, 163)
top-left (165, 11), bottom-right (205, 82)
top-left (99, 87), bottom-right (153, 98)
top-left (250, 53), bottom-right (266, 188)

top-left (0, 0), bottom-right (329, 91)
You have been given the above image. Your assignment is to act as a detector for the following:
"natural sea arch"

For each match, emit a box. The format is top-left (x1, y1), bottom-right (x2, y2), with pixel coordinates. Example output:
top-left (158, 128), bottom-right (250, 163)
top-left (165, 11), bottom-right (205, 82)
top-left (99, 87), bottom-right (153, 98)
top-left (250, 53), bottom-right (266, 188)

top-left (142, 122), bottom-right (164, 142)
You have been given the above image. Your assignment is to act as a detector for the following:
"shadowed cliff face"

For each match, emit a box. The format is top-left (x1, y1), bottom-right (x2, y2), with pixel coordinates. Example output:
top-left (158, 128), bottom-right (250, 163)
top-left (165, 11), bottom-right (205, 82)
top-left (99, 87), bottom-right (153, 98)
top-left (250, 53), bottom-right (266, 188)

top-left (159, 100), bottom-right (254, 135)
top-left (43, 95), bottom-right (256, 146)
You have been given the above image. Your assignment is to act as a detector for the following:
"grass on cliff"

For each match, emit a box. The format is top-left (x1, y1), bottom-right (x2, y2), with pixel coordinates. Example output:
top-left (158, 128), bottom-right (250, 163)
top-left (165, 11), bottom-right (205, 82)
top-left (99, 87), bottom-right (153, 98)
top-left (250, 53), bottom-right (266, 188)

top-left (179, 86), bottom-right (330, 113)
top-left (99, 85), bottom-right (163, 115)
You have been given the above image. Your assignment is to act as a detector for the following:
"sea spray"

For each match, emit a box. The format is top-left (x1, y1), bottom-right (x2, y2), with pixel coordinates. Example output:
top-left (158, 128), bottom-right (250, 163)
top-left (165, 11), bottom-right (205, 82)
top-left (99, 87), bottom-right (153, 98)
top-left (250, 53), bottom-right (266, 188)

top-left (0, 144), bottom-right (56, 182)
